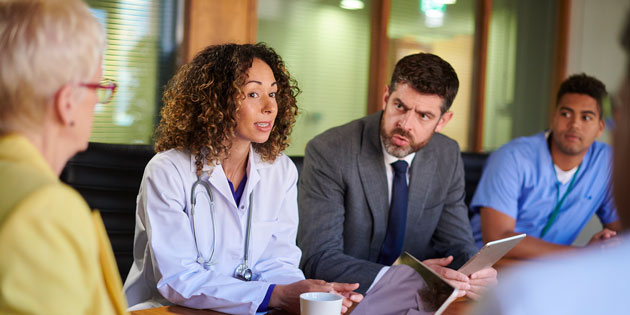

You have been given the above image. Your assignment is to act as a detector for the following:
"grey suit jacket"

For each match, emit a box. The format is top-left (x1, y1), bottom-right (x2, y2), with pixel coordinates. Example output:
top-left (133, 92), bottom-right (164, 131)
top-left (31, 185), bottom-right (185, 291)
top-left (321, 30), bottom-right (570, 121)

top-left (297, 111), bottom-right (477, 294)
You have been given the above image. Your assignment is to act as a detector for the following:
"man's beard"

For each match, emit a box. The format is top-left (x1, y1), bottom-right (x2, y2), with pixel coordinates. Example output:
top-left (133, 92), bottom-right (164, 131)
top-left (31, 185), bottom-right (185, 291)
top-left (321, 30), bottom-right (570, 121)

top-left (552, 131), bottom-right (585, 156)
top-left (380, 126), bottom-right (428, 158)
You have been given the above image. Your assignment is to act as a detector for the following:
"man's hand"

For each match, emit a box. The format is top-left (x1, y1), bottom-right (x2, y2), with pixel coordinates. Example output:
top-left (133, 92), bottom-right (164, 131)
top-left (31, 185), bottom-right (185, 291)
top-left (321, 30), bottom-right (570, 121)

top-left (269, 279), bottom-right (362, 314)
top-left (588, 228), bottom-right (617, 244)
top-left (423, 256), bottom-right (498, 300)
top-left (330, 282), bottom-right (364, 313)
top-left (467, 267), bottom-right (498, 300)
top-left (422, 256), bottom-right (469, 297)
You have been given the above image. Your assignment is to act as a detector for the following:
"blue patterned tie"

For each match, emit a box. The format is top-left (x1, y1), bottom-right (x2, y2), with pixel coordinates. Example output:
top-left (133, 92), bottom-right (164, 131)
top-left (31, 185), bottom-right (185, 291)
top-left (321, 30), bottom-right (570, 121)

top-left (379, 160), bottom-right (409, 265)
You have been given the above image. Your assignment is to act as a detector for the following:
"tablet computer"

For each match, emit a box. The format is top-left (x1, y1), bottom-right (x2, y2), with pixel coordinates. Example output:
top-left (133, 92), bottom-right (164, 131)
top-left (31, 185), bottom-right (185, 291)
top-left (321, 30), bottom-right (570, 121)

top-left (457, 233), bottom-right (526, 276)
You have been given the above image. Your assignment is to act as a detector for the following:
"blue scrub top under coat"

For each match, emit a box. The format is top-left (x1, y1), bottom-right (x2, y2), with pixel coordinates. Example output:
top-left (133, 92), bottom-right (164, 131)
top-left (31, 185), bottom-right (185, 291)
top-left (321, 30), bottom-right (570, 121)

top-left (469, 132), bottom-right (617, 248)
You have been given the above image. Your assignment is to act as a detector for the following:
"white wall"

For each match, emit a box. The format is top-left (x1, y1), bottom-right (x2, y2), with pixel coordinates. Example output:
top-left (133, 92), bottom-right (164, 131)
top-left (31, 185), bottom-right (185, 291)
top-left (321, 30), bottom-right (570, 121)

top-left (568, 0), bottom-right (630, 93)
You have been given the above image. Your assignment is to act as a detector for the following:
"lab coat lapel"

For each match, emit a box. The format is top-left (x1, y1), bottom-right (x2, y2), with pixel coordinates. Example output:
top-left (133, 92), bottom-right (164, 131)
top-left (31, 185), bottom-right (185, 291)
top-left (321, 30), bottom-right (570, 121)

top-left (243, 146), bottom-right (262, 204)
top-left (187, 153), bottom-right (235, 205)
top-left (200, 146), bottom-right (267, 209)
top-left (207, 165), bottom-right (237, 206)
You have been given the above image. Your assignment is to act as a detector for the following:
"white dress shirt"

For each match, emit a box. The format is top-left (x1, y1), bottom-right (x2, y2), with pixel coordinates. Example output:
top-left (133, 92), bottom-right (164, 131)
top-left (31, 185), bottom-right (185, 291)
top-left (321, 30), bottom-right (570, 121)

top-left (123, 146), bottom-right (304, 314)
top-left (381, 144), bottom-right (416, 203)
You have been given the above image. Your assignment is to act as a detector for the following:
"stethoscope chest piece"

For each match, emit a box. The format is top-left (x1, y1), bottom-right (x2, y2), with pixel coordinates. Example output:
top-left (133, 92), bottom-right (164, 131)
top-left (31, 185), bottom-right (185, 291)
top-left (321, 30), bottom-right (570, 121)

top-left (235, 263), bottom-right (253, 281)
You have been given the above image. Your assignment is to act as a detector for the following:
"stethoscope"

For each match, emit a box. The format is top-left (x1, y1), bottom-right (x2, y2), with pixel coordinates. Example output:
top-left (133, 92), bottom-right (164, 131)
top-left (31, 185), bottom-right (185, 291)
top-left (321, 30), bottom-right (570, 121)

top-left (190, 176), bottom-right (254, 281)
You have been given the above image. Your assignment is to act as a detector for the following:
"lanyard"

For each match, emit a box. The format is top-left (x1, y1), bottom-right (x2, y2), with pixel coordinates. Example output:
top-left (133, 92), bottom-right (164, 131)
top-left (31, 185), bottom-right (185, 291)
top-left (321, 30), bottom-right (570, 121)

top-left (540, 163), bottom-right (582, 238)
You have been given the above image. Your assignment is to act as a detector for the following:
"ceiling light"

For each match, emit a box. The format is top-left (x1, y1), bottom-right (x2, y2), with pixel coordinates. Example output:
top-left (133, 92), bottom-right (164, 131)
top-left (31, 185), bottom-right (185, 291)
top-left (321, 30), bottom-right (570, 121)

top-left (340, 0), bottom-right (364, 10)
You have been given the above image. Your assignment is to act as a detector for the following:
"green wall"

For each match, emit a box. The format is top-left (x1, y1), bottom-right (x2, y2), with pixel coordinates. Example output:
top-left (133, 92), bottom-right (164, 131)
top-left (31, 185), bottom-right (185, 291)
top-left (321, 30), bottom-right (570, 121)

top-left (258, 0), bottom-right (371, 156)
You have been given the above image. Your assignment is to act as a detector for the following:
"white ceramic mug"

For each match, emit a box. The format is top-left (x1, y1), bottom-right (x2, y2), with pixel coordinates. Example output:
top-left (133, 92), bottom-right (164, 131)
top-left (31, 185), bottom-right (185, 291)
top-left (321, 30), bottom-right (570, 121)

top-left (299, 292), bottom-right (343, 315)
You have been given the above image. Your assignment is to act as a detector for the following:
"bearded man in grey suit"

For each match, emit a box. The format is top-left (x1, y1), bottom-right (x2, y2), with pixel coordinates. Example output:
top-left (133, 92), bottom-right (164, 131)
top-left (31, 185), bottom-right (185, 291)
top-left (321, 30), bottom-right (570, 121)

top-left (298, 53), bottom-right (497, 301)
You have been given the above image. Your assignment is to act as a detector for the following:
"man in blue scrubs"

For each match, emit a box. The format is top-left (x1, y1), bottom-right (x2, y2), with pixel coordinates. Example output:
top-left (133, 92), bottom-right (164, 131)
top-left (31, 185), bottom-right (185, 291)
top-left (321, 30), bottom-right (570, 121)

top-left (470, 74), bottom-right (621, 259)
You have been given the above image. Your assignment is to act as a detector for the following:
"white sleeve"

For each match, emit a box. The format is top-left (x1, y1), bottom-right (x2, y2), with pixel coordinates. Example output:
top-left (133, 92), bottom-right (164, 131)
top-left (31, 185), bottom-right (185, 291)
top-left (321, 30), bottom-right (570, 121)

top-left (140, 156), bottom-right (270, 315)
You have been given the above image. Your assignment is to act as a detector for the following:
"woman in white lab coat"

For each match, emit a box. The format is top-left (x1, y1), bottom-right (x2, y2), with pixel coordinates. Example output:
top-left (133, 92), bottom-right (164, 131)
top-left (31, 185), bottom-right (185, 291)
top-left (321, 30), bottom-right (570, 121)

top-left (123, 43), bottom-right (362, 314)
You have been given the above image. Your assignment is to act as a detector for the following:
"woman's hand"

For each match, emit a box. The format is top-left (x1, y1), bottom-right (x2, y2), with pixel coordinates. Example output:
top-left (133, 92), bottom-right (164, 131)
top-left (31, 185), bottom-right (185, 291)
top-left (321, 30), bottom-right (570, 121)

top-left (269, 279), bottom-right (363, 314)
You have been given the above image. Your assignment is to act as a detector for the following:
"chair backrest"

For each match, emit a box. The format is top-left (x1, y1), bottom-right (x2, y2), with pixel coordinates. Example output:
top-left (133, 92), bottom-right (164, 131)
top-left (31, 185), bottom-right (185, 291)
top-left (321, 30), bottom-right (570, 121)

top-left (60, 142), bottom-right (155, 280)
top-left (60, 142), bottom-right (488, 280)
top-left (290, 156), bottom-right (304, 177)
top-left (461, 152), bottom-right (489, 209)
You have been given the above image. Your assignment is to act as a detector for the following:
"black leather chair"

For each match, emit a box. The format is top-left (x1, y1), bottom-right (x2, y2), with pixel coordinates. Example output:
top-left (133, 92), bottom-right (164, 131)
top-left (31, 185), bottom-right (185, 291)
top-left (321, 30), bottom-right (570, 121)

top-left (60, 143), bottom-right (155, 280)
top-left (61, 143), bottom-right (488, 280)
top-left (461, 152), bottom-right (489, 208)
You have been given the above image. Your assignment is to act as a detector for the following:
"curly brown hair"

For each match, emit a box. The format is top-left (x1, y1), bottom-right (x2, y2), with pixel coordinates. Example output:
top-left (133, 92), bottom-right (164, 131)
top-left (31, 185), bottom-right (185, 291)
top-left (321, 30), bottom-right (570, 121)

top-left (155, 43), bottom-right (300, 175)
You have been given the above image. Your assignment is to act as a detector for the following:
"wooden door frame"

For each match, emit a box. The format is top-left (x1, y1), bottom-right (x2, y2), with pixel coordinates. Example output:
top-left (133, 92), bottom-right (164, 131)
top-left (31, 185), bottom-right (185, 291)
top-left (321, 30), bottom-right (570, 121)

top-left (367, 0), bottom-right (392, 115)
top-left (471, 0), bottom-right (492, 152)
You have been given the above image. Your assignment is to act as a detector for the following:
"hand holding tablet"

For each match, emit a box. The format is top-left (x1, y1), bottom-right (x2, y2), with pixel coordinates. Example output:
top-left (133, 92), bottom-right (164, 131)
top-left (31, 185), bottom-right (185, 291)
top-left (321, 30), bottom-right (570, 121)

top-left (458, 234), bottom-right (526, 276)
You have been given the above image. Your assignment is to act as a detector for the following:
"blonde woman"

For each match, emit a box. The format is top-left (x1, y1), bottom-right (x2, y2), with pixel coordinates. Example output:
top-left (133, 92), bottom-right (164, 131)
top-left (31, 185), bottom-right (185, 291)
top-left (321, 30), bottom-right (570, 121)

top-left (0, 0), bottom-right (127, 314)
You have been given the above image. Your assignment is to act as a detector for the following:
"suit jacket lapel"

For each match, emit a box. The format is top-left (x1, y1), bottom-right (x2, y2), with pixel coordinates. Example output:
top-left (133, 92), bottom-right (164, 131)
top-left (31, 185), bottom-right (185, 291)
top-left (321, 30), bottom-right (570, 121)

top-left (357, 112), bottom-right (389, 259)
top-left (407, 142), bottom-right (436, 229)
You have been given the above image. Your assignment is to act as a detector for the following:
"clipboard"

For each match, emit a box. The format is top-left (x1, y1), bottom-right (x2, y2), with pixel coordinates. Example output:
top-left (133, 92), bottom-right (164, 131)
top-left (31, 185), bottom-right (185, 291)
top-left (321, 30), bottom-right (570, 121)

top-left (457, 233), bottom-right (526, 276)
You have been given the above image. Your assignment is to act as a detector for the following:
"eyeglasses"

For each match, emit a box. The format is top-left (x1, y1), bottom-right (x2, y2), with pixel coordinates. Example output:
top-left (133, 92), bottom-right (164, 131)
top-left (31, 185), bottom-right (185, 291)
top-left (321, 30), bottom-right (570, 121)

top-left (79, 78), bottom-right (117, 104)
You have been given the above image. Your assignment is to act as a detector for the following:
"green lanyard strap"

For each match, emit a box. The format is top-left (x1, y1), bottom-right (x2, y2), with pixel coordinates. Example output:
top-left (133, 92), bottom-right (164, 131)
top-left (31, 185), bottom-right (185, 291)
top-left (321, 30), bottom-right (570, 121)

top-left (540, 163), bottom-right (582, 238)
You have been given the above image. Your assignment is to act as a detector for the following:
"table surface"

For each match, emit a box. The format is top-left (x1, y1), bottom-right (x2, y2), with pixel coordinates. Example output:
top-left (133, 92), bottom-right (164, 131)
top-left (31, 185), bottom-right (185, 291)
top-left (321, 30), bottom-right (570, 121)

top-left (131, 298), bottom-right (473, 315)
top-left (130, 258), bottom-right (528, 315)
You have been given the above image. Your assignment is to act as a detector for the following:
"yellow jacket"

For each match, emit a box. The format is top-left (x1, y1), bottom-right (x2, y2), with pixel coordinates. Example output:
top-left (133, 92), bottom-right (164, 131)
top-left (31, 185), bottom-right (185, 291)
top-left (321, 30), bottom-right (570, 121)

top-left (0, 134), bottom-right (128, 314)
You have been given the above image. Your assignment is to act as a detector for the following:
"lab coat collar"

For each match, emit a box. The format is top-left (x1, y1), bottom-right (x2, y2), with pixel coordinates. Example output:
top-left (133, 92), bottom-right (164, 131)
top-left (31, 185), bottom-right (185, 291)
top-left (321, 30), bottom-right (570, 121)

top-left (188, 145), bottom-right (274, 173)
top-left (189, 145), bottom-right (273, 207)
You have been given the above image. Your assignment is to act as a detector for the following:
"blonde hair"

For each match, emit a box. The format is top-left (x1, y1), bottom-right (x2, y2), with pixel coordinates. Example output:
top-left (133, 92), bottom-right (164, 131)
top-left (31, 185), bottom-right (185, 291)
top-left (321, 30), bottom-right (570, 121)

top-left (0, 0), bottom-right (106, 134)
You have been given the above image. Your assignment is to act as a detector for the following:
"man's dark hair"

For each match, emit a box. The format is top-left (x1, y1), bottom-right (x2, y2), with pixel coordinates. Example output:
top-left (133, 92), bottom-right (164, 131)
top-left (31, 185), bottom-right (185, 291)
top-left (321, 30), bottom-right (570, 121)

top-left (389, 53), bottom-right (459, 114)
top-left (556, 73), bottom-right (607, 118)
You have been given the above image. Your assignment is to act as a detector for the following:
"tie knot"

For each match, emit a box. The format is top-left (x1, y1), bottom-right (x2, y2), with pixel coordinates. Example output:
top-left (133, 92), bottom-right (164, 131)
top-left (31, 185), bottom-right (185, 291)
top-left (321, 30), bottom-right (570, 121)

top-left (391, 160), bottom-right (408, 174)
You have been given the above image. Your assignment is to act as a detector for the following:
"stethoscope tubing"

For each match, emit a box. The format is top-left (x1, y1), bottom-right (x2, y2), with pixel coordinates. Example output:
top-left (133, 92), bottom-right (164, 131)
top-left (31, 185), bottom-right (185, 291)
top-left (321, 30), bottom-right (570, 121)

top-left (189, 176), bottom-right (253, 281)
top-left (191, 178), bottom-right (216, 265)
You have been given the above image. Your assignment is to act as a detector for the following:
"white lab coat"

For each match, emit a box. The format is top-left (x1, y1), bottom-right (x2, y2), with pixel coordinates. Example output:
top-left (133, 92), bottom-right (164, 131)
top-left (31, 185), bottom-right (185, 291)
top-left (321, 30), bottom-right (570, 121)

top-left (123, 146), bottom-right (305, 314)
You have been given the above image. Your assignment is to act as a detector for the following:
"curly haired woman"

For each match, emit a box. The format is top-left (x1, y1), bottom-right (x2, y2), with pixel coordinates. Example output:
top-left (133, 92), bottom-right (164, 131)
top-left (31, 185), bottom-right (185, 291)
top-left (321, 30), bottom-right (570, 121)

top-left (123, 43), bottom-right (362, 314)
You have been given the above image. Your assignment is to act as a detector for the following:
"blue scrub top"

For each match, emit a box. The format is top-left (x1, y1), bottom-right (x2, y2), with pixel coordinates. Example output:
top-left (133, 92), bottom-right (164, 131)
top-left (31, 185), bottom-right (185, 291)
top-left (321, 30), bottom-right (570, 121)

top-left (469, 132), bottom-right (617, 248)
